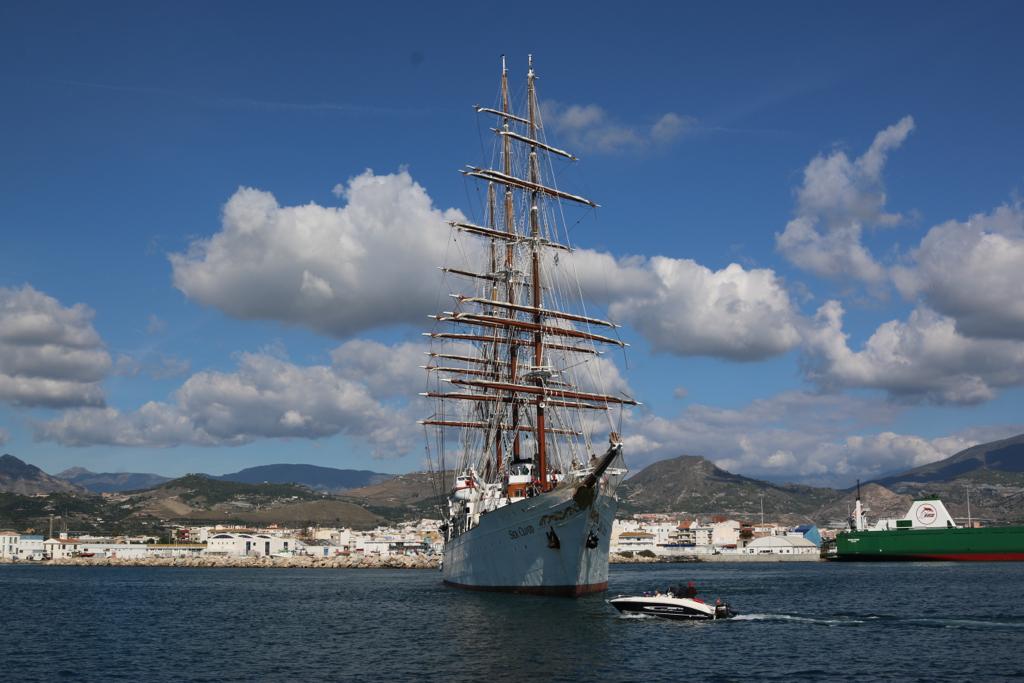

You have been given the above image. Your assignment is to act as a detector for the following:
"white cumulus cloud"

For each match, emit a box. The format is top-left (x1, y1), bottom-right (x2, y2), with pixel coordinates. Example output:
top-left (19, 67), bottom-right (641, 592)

top-left (170, 170), bottom-right (463, 338)
top-left (892, 203), bottom-right (1024, 340)
top-left (36, 347), bottom-right (420, 456)
top-left (801, 300), bottom-right (1024, 404)
top-left (542, 101), bottom-right (694, 153)
top-left (776, 116), bottom-right (914, 284)
top-left (568, 249), bottom-right (802, 361)
top-left (0, 285), bottom-right (111, 408)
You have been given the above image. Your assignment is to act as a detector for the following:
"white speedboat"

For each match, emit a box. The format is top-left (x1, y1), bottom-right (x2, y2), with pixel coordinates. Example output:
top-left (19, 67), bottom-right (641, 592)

top-left (609, 584), bottom-right (735, 621)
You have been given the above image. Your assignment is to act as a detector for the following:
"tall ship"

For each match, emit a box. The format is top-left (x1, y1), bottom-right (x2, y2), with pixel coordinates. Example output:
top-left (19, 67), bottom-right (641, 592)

top-left (827, 484), bottom-right (1024, 561)
top-left (419, 56), bottom-right (638, 595)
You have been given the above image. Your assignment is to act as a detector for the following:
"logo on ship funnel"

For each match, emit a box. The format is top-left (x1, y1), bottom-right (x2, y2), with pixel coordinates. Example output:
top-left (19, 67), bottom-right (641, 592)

top-left (916, 504), bottom-right (938, 525)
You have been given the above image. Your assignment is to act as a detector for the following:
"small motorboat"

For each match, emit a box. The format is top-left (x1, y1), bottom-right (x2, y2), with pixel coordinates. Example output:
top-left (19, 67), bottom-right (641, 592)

top-left (609, 582), bottom-right (735, 621)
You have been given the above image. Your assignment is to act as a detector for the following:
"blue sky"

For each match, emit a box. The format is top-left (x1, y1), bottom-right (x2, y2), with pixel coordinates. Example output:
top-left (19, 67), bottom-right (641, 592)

top-left (1, 1), bottom-right (1022, 485)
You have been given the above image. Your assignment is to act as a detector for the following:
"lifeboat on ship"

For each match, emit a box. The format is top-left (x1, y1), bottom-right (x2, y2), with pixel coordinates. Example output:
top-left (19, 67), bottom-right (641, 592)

top-left (452, 471), bottom-right (478, 501)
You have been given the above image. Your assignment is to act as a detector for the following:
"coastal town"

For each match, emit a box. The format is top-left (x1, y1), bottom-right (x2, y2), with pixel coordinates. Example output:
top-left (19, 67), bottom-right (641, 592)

top-left (1, 514), bottom-right (829, 566)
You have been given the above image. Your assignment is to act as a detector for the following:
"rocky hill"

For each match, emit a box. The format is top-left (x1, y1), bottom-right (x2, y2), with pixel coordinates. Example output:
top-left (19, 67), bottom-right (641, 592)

top-left (57, 467), bottom-right (170, 494)
top-left (872, 433), bottom-right (1024, 487)
top-left (341, 472), bottom-right (449, 520)
top-left (618, 455), bottom-right (837, 522)
top-left (0, 455), bottom-right (86, 496)
top-left (0, 471), bottom-right (385, 534)
top-left (128, 475), bottom-right (384, 529)
top-left (215, 464), bottom-right (392, 494)
top-left (812, 483), bottom-right (912, 526)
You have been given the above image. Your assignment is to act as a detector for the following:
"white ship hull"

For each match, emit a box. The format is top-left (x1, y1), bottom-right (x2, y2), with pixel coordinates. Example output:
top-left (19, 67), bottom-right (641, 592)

top-left (442, 484), bottom-right (617, 596)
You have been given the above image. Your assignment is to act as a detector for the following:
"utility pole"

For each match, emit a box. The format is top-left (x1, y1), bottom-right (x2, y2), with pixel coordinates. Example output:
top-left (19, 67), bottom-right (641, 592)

top-left (965, 484), bottom-right (972, 528)
top-left (759, 493), bottom-right (765, 526)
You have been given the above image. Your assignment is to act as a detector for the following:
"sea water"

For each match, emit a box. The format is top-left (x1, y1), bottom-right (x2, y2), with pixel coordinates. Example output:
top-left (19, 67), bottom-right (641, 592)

top-left (2, 562), bottom-right (1023, 681)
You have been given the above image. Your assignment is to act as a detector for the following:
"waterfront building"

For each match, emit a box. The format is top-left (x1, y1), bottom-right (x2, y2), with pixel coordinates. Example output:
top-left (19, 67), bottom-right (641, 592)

top-left (145, 544), bottom-right (206, 558)
top-left (752, 523), bottom-right (778, 537)
top-left (612, 531), bottom-right (656, 554)
top-left (789, 524), bottom-right (822, 547)
top-left (328, 528), bottom-right (353, 549)
top-left (691, 525), bottom-right (713, 547)
top-left (43, 538), bottom-right (151, 559)
top-left (744, 535), bottom-right (819, 555)
top-left (303, 540), bottom-right (344, 558)
top-left (2, 533), bottom-right (69, 560)
top-left (205, 532), bottom-right (301, 556)
top-left (1, 531), bottom-right (19, 559)
top-left (710, 520), bottom-right (741, 549)
top-left (609, 518), bottom-right (641, 547)
top-left (18, 535), bottom-right (45, 560)
top-left (171, 526), bottom-right (212, 544)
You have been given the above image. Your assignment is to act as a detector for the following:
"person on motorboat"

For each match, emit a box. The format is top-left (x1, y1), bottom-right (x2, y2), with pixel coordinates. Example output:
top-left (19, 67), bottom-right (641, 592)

top-left (666, 581), bottom-right (699, 599)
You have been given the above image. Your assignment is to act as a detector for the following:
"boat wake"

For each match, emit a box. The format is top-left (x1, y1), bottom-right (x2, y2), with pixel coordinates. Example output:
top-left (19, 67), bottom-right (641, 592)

top-left (732, 613), bottom-right (865, 626)
top-left (732, 613), bottom-right (1024, 630)
top-left (901, 616), bottom-right (1024, 630)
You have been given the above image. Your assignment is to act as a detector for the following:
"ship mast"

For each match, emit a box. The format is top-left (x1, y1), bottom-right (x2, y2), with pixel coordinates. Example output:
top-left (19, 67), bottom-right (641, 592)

top-left (526, 54), bottom-right (548, 489)
top-left (500, 54), bottom-right (522, 467)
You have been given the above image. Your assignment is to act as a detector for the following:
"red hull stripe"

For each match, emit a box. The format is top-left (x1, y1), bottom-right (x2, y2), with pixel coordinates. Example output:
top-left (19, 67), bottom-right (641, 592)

top-left (913, 553), bottom-right (1024, 561)
top-left (444, 580), bottom-right (608, 597)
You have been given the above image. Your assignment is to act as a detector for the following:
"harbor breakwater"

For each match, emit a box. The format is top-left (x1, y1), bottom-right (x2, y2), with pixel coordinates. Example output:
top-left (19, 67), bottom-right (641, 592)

top-left (610, 553), bottom-right (820, 563)
top-left (1, 554), bottom-right (440, 569)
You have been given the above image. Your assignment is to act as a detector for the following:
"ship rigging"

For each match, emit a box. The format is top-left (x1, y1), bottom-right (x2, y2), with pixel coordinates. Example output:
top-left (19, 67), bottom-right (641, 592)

top-left (420, 56), bottom-right (638, 594)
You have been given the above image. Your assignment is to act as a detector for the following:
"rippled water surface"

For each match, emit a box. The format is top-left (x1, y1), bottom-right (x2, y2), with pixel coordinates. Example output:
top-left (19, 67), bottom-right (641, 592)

top-left (3, 562), bottom-right (1024, 681)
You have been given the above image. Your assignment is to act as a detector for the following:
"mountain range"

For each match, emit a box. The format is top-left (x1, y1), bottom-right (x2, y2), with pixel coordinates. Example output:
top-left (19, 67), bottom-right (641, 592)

top-left (57, 467), bottom-right (170, 494)
top-left (213, 464), bottom-right (391, 494)
top-left (0, 454), bottom-right (85, 496)
top-left (618, 455), bottom-right (836, 517)
top-left (10, 462), bottom-right (394, 495)
top-left (2, 433), bottom-right (1022, 528)
top-left (872, 433), bottom-right (1024, 487)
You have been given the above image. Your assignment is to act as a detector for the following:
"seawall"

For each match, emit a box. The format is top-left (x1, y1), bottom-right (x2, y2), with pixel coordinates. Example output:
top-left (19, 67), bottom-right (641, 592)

top-left (1, 555), bottom-right (440, 569)
top-left (610, 553), bottom-right (821, 563)
top-left (3, 552), bottom-right (820, 569)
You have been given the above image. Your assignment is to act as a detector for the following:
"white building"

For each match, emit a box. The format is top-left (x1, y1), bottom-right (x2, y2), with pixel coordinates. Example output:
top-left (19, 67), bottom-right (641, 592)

top-left (302, 540), bottom-right (345, 558)
top-left (18, 535), bottom-right (45, 560)
top-left (711, 520), bottom-right (740, 548)
top-left (205, 532), bottom-right (300, 556)
top-left (43, 538), bottom-right (151, 560)
top-left (691, 526), bottom-right (712, 547)
top-left (172, 526), bottom-right (211, 544)
top-left (744, 535), bottom-right (818, 555)
top-left (611, 531), bottom-right (656, 554)
top-left (645, 522), bottom-right (679, 546)
top-left (145, 544), bottom-right (205, 558)
top-left (1, 531), bottom-right (19, 559)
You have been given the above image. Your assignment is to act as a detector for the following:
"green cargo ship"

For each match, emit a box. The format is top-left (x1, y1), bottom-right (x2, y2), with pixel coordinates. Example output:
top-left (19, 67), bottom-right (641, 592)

top-left (828, 491), bottom-right (1024, 561)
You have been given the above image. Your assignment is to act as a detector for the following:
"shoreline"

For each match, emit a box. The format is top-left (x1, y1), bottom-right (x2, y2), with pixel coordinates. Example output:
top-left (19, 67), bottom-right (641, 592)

top-left (0, 555), bottom-right (440, 569)
top-left (2, 552), bottom-right (820, 569)
top-left (610, 553), bottom-right (821, 564)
